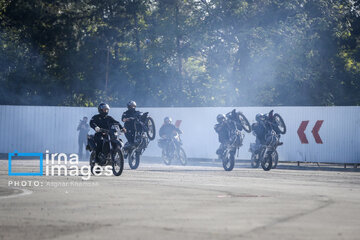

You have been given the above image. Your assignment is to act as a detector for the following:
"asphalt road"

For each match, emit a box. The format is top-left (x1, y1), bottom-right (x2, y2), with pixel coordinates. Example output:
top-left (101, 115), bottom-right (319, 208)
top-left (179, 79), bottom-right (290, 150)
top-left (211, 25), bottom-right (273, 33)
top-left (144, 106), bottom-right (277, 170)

top-left (0, 159), bottom-right (359, 240)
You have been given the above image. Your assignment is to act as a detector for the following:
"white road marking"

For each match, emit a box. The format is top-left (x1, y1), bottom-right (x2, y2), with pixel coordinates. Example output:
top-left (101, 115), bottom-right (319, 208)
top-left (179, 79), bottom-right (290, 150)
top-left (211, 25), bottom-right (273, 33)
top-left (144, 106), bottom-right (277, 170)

top-left (0, 188), bottom-right (33, 200)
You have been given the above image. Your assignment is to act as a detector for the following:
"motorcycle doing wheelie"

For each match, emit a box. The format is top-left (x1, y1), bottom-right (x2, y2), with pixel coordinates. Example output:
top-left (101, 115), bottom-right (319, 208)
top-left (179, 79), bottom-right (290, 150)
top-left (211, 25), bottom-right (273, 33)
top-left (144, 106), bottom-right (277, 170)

top-left (159, 132), bottom-right (187, 166)
top-left (221, 110), bottom-right (252, 171)
top-left (250, 113), bottom-right (286, 171)
top-left (124, 112), bottom-right (156, 169)
top-left (87, 124), bottom-right (125, 176)
top-left (250, 130), bottom-right (280, 171)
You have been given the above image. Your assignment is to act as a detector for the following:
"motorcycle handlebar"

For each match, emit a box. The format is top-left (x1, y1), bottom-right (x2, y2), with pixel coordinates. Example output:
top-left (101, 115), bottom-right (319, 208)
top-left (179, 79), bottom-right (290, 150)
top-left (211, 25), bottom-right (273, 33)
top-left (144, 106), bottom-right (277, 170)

top-left (100, 126), bottom-right (124, 134)
top-left (100, 128), bottom-right (109, 133)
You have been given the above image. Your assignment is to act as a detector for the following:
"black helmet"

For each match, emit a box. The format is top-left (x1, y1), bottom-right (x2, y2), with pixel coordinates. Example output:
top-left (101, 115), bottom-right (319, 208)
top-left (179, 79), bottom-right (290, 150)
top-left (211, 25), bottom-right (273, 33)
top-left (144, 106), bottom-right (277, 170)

top-left (255, 113), bottom-right (265, 122)
top-left (217, 114), bottom-right (226, 123)
top-left (127, 100), bottom-right (136, 110)
top-left (98, 103), bottom-right (110, 116)
top-left (164, 117), bottom-right (172, 124)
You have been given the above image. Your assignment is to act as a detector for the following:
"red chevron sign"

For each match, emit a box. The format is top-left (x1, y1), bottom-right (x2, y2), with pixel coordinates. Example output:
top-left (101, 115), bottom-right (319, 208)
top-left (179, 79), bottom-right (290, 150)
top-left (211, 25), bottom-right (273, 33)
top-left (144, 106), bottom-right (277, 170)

top-left (297, 120), bottom-right (324, 144)
top-left (297, 121), bottom-right (309, 144)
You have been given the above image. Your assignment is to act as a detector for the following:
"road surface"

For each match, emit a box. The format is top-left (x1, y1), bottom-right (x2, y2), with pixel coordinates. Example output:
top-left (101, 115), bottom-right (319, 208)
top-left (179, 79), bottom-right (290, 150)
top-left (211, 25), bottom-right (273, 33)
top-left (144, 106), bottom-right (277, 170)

top-left (0, 160), bottom-right (359, 240)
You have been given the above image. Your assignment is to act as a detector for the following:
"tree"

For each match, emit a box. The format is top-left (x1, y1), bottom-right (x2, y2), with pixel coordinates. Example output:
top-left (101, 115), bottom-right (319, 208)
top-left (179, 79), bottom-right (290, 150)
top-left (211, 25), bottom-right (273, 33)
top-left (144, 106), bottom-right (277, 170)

top-left (0, 0), bottom-right (359, 107)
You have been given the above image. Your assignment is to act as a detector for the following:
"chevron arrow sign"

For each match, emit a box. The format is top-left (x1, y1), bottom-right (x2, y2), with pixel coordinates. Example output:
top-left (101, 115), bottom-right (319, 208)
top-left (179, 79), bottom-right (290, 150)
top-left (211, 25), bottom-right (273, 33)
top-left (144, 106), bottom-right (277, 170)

top-left (297, 120), bottom-right (324, 144)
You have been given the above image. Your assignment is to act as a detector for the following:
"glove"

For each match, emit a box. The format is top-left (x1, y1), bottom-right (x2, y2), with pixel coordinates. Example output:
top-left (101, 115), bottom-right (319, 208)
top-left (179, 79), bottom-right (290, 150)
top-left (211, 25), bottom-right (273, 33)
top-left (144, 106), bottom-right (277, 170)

top-left (95, 126), bottom-right (100, 132)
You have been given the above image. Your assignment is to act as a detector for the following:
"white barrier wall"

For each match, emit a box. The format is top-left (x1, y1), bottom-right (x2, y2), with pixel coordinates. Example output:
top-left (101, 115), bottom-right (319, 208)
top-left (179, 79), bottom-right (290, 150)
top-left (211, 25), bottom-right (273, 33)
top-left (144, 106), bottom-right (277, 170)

top-left (0, 105), bottom-right (359, 163)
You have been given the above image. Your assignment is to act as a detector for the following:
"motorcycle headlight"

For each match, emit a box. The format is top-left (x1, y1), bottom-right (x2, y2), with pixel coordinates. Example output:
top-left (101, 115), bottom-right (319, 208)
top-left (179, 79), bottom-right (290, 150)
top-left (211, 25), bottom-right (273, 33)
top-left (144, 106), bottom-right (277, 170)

top-left (114, 132), bottom-right (118, 136)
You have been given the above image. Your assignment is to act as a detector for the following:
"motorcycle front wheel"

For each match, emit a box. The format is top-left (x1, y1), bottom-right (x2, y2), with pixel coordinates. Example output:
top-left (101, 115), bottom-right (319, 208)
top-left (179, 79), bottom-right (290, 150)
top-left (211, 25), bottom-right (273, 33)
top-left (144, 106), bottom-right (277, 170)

top-left (128, 151), bottom-right (140, 169)
top-left (146, 117), bottom-right (156, 140)
top-left (250, 153), bottom-right (260, 168)
top-left (178, 147), bottom-right (187, 166)
top-left (112, 148), bottom-right (124, 176)
top-left (260, 149), bottom-right (272, 171)
top-left (162, 149), bottom-right (172, 165)
top-left (238, 112), bottom-right (251, 133)
top-left (90, 151), bottom-right (101, 175)
top-left (222, 151), bottom-right (235, 171)
top-left (273, 113), bottom-right (286, 134)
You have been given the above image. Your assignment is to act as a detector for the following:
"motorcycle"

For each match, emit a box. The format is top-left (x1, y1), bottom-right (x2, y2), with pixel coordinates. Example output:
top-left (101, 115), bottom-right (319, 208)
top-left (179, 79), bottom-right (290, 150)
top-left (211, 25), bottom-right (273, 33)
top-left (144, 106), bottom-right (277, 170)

top-left (250, 112), bottom-right (286, 170)
top-left (87, 124), bottom-right (125, 176)
top-left (159, 133), bottom-right (187, 166)
top-left (221, 110), bottom-right (251, 171)
top-left (250, 132), bottom-right (280, 171)
top-left (124, 112), bottom-right (156, 169)
top-left (262, 131), bottom-right (280, 171)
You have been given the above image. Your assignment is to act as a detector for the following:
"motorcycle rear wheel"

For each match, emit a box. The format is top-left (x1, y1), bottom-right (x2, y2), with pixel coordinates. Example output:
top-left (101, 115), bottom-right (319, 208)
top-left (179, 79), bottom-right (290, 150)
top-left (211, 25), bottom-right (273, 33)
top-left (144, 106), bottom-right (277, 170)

top-left (128, 151), bottom-right (140, 169)
top-left (222, 151), bottom-right (235, 171)
top-left (260, 149), bottom-right (272, 171)
top-left (112, 148), bottom-right (124, 176)
top-left (271, 150), bottom-right (279, 169)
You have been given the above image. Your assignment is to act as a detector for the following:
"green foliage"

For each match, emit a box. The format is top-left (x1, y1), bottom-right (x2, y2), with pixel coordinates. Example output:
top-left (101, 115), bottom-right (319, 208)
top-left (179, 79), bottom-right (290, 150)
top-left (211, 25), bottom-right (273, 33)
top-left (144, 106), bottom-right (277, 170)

top-left (0, 0), bottom-right (359, 106)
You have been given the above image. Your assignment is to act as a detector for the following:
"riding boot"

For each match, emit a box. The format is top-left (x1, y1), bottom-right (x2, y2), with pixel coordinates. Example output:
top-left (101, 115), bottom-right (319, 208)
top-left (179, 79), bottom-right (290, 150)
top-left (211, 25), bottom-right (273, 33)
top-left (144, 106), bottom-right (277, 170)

top-left (94, 151), bottom-right (100, 164)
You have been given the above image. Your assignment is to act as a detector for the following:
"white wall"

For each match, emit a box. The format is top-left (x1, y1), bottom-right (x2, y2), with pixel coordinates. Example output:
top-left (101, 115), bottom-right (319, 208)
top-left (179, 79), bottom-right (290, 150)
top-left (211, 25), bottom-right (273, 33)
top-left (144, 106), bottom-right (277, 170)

top-left (0, 105), bottom-right (359, 163)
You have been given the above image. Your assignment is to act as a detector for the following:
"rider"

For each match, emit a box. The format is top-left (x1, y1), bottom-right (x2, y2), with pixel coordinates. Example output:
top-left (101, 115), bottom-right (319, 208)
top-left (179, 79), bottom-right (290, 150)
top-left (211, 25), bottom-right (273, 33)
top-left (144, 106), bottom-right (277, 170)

top-left (158, 117), bottom-right (182, 150)
top-left (90, 103), bottom-right (125, 162)
top-left (122, 100), bottom-right (141, 149)
top-left (252, 110), bottom-right (282, 149)
top-left (214, 114), bottom-right (231, 157)
top-left (159, 117), bottom-right (182, 139)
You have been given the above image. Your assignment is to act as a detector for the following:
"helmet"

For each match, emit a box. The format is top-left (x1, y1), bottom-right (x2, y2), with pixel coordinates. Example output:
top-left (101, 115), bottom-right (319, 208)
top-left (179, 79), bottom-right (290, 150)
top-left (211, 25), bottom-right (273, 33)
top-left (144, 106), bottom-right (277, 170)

top-left (127, 100), bottom-right (136, 110)
top-left (98, 103), bottom-right (110, 116)
top-left (255, 113), bottom-right (265, 122)
top-left (164, 117), bottom-right (172, 124)
top-left (217, 114), bottom-right (226, 123)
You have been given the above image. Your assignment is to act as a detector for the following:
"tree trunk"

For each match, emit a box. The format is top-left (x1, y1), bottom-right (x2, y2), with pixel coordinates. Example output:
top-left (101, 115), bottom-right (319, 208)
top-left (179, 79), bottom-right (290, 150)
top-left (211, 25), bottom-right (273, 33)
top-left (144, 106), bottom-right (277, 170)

top-left (175, 2), bottom-right (183, 86)
top-left (105, 46), bottom-right (110, 92)
top-left (134, 9), bottom-right (140, 53)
